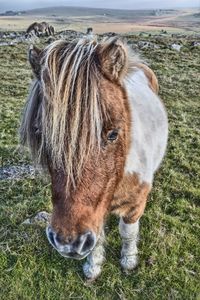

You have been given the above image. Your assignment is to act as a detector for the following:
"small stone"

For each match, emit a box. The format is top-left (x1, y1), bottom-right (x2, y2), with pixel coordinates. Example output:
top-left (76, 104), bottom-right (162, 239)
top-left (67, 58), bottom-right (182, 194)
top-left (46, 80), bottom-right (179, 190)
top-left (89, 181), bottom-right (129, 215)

top-left (21, 211), bottom-right (51, 226)
top-left (171, 43), bottom-right (182, 51)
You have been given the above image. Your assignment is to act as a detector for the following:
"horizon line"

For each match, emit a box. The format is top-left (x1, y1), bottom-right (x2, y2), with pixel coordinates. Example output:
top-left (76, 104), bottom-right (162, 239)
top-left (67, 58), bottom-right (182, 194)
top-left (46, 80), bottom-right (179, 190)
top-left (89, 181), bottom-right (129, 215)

top-left (1, 5), bottom-right (199, 14)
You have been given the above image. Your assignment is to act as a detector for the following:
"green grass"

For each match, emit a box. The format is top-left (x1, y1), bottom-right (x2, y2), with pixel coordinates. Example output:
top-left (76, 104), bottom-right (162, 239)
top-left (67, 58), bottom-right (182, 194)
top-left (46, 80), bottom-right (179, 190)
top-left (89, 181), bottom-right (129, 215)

top-left (0, 35), bottom-right (200, 299)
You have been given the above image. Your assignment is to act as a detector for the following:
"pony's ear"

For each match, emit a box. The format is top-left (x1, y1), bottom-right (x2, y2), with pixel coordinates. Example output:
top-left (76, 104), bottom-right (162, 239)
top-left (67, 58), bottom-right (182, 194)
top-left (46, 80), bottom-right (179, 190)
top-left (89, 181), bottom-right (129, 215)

top-left (98, 38), bottom-right (128, 81)
top-left (28, 45), bottom-right (42, 78)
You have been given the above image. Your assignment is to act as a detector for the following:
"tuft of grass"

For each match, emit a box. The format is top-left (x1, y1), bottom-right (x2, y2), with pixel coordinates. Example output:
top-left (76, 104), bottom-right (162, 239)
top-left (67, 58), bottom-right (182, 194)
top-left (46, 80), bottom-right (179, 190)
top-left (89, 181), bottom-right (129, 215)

top-left (0, 34), bottom-right (200, 299)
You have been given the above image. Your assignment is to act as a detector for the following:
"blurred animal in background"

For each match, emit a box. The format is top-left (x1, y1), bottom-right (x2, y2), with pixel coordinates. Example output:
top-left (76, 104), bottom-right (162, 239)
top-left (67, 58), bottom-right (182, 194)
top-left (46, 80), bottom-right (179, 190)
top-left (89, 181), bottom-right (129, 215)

top-left (48, 25), bottom-right (55, 36)
top-left (26, 22), bottom-right (55, 37)
top-left (86, 27), bottom-right (93, 35)
top-left (85, 27), bottom-right (95, 39)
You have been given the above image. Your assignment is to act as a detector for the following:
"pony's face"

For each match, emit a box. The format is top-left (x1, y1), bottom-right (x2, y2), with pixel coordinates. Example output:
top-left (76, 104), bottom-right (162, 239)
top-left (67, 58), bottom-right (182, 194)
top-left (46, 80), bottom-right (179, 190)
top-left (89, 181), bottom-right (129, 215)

top-left (25, 39), bottom-right (130, 259)
top-left (48, 79), bottom-right (130, 259)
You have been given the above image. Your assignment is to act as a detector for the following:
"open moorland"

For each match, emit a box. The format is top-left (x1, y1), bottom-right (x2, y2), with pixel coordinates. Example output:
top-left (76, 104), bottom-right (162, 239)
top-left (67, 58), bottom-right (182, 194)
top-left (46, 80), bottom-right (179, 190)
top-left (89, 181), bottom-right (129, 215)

top-left (0, 6), bottom-right (200, 300)
top-left (0, 6), bottom-right (199, 33)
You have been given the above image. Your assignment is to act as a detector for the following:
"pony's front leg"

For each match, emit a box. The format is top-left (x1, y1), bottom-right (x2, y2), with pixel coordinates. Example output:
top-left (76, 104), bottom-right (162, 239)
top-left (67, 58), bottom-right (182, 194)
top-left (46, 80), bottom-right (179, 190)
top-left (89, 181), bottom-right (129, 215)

top-left (117, 180), bottom-right (150, 272)
top-left (83, 230), bottom-right (105, 281)
top-left (119, 217), bottom-right (139, 272)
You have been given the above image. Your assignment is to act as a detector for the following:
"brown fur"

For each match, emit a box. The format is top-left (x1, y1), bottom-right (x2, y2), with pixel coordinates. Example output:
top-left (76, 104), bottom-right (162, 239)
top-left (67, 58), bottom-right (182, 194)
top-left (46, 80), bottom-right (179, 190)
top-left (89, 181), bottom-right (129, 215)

top-left (111, 173), bottom-right (151, 223)
top-left (99, 38), bottom-right (128, 82)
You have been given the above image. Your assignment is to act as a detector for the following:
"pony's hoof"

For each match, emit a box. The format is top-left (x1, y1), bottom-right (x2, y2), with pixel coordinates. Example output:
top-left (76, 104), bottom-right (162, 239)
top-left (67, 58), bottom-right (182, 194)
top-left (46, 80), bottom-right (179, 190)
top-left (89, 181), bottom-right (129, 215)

top-left (120, 255), bottom-right (138, 273)
top-left (83, 261), bottom-right (102, 281)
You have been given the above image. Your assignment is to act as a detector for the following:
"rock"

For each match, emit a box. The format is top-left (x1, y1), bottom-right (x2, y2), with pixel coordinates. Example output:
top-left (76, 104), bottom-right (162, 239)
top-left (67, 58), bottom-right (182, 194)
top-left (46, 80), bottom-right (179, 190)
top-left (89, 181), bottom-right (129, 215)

top-left (0, 42), bottom-right (10, 46)
top-left (0, 164), bottom-right (37, 180)
top-left (138, 41), bottom-right (160, 49)
top-left (22, 211), bottom-right (51, 226)
top-left (9, 32), bottom-right (17, 38)
top-left (25, 35), bottom-right (40, 44)
top-left (171, 43), bottom-right (182, 51)
top-left (0, 41), bottom-right (17, 46)
top-left (191, 41), bottom-right (200, 47)
top-left (131, 42), bottom-right (139, 50)
top-left (103, 32), bottom-right (117, 37)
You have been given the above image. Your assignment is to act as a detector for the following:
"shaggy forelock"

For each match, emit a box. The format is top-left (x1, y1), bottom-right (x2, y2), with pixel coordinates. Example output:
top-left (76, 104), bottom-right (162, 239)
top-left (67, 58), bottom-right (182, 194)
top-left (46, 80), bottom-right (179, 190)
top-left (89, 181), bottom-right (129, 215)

top-left (21, 38), bottom-right (110, 187)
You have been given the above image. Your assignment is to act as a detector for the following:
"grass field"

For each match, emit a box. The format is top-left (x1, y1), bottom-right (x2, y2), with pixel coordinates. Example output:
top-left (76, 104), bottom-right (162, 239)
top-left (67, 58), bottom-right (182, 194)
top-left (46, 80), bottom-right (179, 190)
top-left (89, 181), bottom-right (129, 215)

top-left (0, 33), bottom-right (200, 299)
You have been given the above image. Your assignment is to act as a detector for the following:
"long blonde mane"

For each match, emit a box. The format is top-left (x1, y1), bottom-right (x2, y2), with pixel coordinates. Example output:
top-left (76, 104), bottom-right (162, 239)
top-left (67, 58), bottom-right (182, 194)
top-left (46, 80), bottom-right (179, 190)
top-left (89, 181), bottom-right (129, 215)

top-left (21, 39), bottom-right (109, 186)
top-left (21, 37), bottom-right (144, 187)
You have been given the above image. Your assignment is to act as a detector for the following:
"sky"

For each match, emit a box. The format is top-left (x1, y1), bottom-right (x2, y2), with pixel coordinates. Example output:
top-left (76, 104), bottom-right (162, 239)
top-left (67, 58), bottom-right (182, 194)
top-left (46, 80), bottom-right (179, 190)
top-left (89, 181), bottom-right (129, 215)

top-left (0, 0), bottom-right (199, 12)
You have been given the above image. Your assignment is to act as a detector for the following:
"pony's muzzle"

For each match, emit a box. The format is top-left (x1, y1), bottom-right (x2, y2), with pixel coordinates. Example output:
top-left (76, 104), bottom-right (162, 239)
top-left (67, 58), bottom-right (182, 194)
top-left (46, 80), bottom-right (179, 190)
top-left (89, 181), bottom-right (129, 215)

top-left (46, 226), bottom-right (96, 259)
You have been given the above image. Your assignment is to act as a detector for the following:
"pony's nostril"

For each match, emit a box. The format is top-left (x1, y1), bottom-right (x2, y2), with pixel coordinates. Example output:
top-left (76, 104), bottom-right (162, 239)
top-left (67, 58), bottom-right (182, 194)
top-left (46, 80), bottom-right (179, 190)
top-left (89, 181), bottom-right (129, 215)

top-left (74, 231), bottom-right (96, 255)
top-left (55, 232), bottom-right (66, 245)
top-left (82, 232), bottom-right (95, 253)
top-left (46, 226), bottom-right (56, 247)
top-left (46, 227), bottom-right (66, 247)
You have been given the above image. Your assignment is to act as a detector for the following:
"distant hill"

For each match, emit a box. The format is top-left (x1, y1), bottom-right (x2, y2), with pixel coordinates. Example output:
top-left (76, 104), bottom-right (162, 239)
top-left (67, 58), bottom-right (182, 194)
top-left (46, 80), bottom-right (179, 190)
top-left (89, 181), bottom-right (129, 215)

top-left (21, 6), bottom-right (176, 20)
top-left (0, 10), bottom-right (22, 16)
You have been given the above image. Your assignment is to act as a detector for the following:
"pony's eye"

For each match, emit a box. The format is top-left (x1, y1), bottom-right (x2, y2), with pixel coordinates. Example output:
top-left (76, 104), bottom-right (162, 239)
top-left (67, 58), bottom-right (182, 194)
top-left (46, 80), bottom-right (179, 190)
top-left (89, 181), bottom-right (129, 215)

top-left (107, 130), bottom-right (118, 141)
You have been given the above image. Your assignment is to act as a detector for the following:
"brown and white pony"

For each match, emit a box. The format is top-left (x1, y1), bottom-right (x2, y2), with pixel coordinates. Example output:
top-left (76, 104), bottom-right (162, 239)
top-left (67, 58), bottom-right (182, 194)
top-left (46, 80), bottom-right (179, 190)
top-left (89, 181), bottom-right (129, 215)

top-left (20, 38), bottom-right (168, 280)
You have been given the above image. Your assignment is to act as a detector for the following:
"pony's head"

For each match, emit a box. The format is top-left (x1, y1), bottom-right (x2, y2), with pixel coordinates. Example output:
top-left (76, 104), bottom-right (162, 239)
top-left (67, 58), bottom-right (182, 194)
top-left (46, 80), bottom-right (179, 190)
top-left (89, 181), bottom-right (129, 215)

top-left (21, 38), bottom-right (131, 259)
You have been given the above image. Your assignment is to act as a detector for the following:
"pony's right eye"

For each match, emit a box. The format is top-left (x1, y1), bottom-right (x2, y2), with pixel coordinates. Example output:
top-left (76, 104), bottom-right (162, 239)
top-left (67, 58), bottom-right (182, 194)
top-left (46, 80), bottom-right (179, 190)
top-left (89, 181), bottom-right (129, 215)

top-left (107, 130), bottom-right (118, 141)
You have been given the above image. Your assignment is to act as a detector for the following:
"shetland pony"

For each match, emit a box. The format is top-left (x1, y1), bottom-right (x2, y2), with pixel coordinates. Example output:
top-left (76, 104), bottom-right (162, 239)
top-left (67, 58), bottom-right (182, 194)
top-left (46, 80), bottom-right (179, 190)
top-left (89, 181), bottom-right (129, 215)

top-left (20, 38), bottom-right (168, 280)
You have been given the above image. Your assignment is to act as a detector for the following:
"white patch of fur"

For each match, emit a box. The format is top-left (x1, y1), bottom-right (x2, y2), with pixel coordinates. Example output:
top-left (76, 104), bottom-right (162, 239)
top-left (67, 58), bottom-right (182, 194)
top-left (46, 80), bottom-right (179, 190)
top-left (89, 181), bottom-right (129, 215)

top-left (124, 69), bottom-right (168, 183)
top-left (119, 217), bottom-right (139, 271)
top-left (83, 230), bottom-right (105, 280)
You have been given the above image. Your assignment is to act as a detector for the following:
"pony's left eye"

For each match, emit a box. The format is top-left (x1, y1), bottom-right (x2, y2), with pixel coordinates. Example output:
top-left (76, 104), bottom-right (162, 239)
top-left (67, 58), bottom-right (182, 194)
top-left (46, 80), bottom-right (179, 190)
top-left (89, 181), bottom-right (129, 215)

top-left (107, 130), bottom-right (118, 141)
